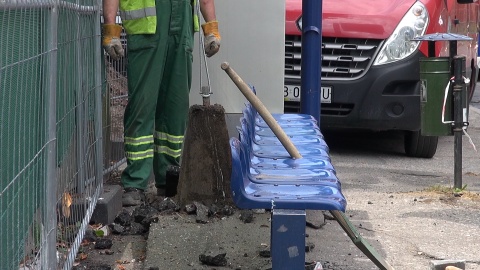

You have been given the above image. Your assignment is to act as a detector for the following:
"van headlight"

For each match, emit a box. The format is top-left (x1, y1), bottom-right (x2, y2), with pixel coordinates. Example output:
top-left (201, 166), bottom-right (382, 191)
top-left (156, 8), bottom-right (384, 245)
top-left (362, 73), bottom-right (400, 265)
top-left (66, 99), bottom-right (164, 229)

top-left (297, 16), bottom-right (302, 31)
top-left (373, 2), bottom-right (429, 65)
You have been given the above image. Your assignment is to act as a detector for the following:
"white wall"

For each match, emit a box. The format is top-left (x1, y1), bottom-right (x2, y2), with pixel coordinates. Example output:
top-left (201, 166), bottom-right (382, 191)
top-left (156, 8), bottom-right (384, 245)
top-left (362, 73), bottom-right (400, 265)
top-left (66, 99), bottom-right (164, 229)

top-left (190, 0), bottom-right (285, 113)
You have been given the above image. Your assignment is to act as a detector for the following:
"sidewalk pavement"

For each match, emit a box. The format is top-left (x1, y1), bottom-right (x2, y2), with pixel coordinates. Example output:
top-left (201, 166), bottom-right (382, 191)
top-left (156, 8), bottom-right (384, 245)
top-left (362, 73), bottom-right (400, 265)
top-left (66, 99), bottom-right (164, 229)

top-left (142, 106), bottom-right (480, 270)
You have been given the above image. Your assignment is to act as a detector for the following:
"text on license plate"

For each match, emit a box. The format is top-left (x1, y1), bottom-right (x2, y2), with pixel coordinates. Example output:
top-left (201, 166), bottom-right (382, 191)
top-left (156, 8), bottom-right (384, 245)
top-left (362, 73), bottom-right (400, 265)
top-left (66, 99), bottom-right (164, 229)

top-left (284, 85), bottom-right (332, 103)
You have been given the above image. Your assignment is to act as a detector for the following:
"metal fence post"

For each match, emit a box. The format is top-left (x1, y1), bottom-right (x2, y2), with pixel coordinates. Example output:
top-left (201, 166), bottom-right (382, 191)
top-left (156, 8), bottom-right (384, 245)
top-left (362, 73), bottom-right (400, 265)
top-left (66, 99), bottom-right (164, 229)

top-left (43, 2), bottom-right (59, 269)
top-left (94, 0), bottom-right (105, 196)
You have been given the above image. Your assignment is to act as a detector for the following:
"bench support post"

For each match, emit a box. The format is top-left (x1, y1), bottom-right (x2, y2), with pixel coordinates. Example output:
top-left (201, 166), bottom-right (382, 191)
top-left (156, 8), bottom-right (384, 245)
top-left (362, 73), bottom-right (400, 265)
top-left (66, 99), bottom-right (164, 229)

top-left (271, 209), bottom-right (306, 270)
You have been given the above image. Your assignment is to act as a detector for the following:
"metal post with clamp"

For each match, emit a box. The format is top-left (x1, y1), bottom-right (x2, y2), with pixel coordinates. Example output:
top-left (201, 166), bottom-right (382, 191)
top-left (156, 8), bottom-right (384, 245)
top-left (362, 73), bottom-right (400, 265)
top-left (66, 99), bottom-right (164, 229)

top-left (412, 33), bottom-right (472, 189)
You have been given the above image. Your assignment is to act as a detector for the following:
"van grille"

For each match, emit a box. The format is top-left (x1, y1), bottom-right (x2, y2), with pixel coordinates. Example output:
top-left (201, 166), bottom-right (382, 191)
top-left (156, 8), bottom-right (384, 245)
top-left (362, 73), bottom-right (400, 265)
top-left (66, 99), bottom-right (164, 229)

top-left (285, 35), bottom-right (382, 81)
top-left (284, 35), bottom-right (382, 114)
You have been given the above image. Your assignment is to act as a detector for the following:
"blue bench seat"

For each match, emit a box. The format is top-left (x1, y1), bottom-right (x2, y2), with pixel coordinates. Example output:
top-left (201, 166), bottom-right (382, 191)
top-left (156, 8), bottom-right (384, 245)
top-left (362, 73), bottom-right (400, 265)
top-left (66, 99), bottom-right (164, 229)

top-left (230, 137), bottom-right (346, 212)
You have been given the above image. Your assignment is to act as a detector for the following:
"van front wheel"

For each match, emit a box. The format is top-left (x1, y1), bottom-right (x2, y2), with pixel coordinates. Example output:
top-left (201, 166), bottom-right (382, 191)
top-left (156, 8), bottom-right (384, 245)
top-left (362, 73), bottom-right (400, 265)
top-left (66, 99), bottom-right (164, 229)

top-left (404, 131), bottom-right (438, 158)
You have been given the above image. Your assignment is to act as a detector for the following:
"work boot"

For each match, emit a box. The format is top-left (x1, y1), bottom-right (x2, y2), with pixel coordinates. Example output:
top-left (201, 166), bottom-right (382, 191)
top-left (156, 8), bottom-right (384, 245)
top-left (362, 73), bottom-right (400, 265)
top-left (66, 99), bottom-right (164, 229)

top-left (165, 165), bottom-right (180, 197)
top-left (122, 188), bottom-right (145, 207)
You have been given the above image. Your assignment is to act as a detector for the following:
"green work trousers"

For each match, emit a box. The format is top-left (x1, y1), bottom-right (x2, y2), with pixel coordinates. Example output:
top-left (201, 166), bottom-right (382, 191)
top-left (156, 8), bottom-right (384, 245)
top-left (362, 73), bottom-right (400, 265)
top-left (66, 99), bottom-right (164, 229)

top-left (121, 0), bottom-right (193, 190)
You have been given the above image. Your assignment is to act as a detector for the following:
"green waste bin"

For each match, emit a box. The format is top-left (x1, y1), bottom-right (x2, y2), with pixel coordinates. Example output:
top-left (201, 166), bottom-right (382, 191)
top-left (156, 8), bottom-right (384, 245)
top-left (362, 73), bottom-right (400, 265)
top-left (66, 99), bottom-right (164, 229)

top-left (420, 57), bottom-right (453, 136)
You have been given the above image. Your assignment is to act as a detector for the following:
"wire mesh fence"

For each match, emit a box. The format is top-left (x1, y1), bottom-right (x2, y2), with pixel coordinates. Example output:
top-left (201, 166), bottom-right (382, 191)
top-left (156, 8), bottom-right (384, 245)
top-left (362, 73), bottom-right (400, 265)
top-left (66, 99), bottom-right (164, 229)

top-left (0, 1), bottom-right (127, 269)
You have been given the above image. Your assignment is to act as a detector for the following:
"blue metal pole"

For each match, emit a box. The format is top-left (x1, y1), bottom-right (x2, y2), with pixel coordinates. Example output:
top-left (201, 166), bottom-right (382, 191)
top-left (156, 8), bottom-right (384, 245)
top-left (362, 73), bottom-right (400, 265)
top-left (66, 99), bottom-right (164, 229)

top-left (300, 0), bottom-right (322, 123)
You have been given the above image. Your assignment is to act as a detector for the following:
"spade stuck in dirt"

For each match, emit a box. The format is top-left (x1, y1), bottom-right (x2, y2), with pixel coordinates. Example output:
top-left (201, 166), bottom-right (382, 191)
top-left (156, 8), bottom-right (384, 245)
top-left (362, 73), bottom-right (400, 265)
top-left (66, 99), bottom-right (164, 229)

top-left (175, 17), bottom-right (232, 207)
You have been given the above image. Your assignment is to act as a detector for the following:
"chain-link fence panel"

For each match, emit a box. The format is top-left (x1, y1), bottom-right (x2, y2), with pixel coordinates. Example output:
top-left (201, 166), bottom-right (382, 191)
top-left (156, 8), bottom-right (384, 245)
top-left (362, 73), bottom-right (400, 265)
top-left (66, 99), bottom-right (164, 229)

top-left (1, 1), bottom-right (104, 269)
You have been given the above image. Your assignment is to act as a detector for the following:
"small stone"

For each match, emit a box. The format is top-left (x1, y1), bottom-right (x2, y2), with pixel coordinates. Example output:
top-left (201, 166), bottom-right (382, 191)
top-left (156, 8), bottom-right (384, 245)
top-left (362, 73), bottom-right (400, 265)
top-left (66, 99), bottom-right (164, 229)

top-left (109, 223), bottom-right (125, 234)
top-left (305, 242), bottom-right (315, 252)
top-left (132, 205), bottom-right (158, 224)
top-left (259, 250), bottom-right (271, 258)
top-left (239, 210), bottom-right (254, 223)
top-left (221, 205), bottom-right (235, 216)
top-left (114, 210), bottom-right (132, 226)
top-left (198, 252), bottom-right (227, 266)
top-left (152, 197), bottom-right (179, 212)
top-left (94, 238), bottom-right (113, 250)
top-left (185, 203), bottom-right (196, 214)
top-left (133, 205), bottom-right (159, 227)
top-left (194, 202), bottom-right (210, 224)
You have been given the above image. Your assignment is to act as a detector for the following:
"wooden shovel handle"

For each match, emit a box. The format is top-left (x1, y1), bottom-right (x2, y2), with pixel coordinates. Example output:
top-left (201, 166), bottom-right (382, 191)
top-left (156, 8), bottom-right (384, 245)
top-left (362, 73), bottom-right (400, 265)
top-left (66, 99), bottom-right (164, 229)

top-left (221, 62), bottom-right (302, 159)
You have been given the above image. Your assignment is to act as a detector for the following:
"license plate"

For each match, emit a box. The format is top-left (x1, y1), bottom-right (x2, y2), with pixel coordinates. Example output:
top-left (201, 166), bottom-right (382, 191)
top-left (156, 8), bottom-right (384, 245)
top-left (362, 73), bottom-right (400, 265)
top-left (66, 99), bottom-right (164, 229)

top-left (284, 85), bottom-right (332, 103)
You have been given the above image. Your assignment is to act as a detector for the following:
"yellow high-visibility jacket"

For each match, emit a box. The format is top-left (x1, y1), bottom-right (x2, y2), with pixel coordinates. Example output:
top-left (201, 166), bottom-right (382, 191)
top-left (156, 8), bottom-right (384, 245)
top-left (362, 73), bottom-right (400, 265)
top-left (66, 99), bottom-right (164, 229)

top-left (119, 0), bottom-right (200, 35)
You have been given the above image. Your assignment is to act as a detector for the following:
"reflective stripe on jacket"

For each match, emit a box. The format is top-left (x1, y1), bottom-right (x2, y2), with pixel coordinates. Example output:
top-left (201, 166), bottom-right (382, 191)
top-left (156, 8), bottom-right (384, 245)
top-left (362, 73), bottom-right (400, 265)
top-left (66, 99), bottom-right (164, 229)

top-left (119, 0), bottom-right (156, 34)
top-left (192, 0), bottom-right (199, 32)
top-left (120, 0), bottom-right (200, 35)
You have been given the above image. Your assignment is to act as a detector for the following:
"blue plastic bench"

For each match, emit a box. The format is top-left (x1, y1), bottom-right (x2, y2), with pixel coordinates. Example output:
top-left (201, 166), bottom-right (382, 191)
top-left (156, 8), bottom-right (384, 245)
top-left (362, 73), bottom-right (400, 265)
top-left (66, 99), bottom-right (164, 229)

top-left (229, 103), bottom-right (347, 269)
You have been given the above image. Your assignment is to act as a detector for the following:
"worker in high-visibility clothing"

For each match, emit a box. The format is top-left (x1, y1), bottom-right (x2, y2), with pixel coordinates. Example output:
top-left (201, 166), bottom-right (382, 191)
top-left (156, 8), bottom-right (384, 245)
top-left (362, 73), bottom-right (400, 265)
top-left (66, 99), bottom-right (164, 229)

top-left (102, 0), bottom-right (221, 206)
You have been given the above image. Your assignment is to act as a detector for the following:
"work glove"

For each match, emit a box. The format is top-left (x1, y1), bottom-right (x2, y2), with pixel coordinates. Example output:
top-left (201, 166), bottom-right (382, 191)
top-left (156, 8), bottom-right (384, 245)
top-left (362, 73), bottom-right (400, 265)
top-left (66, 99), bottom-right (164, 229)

top-left (201, 21), bottom-right (221, 57)
top-left (102, 24), bottom-right (124, 60)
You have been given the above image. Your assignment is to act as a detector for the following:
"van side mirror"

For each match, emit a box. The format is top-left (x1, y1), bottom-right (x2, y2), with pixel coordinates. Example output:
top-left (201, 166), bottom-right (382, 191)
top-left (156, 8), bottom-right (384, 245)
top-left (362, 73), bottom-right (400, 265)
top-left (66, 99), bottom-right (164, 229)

top-left (457, 0), bottom-right (474, 3)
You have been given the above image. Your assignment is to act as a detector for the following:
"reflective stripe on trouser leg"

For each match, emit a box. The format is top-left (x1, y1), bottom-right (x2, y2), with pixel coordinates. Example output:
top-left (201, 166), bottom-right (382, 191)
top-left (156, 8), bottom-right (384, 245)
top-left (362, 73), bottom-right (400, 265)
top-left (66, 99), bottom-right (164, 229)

top-left (153, 0), bottom-right (193, 187)
top-left (122, 136), bottom-right (154, 190)
top-left (153, 131), bottom-right (184, 187)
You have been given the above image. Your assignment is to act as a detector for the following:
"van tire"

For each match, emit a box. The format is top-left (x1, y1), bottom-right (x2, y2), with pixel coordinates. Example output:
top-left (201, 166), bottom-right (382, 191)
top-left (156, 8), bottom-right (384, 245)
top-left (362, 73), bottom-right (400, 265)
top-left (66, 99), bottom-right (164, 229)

top-left (404, 131), bottom-right (438, 158)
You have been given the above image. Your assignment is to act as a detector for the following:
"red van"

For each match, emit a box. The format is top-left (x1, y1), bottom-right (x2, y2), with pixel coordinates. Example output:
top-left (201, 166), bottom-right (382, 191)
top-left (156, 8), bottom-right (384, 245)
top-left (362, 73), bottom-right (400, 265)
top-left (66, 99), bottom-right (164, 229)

top-left (284, 0), bottom-right (479, 158)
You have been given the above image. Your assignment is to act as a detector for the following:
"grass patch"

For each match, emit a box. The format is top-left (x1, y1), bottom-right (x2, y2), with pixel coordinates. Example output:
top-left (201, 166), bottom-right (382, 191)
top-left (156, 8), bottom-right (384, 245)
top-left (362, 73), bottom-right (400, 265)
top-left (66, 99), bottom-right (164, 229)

top-left (424, 184), bottom-right (467, 194)
top-left (423, 184), bottom-right (480, 201)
